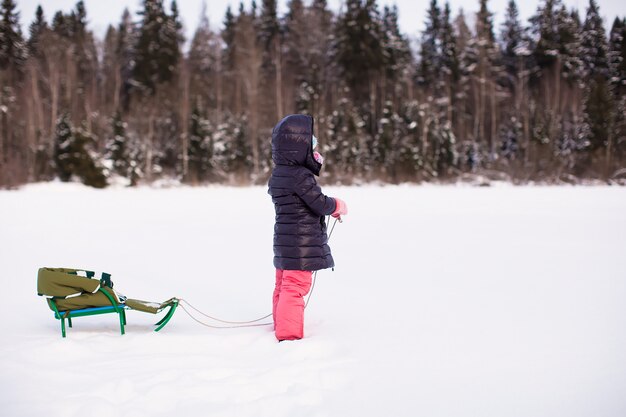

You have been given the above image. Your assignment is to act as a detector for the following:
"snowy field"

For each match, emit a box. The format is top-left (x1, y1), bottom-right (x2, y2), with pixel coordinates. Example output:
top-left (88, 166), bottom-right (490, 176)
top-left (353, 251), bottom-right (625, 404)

top-left (1, 183), bottom-right (625, 417)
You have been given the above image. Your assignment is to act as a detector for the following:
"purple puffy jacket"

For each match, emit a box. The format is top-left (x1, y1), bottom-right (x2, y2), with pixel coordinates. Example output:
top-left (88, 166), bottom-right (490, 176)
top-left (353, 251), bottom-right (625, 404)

top-left (268, 114), bottom-right (337, 271)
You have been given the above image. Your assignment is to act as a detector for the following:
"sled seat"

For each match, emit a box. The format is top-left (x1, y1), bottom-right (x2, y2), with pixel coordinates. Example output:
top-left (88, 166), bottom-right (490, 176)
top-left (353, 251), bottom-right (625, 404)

top-left (47, 289), bottom-right (178, 338)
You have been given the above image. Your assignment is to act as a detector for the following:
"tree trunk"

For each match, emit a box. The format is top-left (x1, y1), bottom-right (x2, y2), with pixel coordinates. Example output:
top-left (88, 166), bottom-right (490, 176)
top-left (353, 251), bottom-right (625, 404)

top-left (0, 71), bottom-right (6, 179)
top-left (235, 75), bottom-right (241, 115)
top-left (520, 64), bottom-right (530, 168)
top-left (274, 38), bottom-right (283, 119)
top-left (605, 128), bottom-right (613, 180)
top-left (490, 78), bottom-right (497, 155)
top-left (216, 48), bottom-right (223, 124)
top-left (479, 65), bottom-right (486, 148)
top-left (113, 63), bottom-right (121, 112)
top-left (473, 79), bottom-right (480, 144)
top-left (31, 65), bottom-right (45, 139)
top-left (49, 61), bottom-right (60, 151)
top-left (370, 74), bottom-right (377, 134)
top-left (145, 105), bottom-right (155, 182)
top-left (180, 62), bottom-right (190, 179)
top-left (447, 76), bottom-right (453, 124)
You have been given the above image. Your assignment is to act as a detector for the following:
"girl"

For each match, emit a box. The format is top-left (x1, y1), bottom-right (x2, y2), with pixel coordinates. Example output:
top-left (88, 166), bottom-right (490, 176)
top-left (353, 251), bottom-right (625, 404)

top-left (268, 114), bottom-right (348, 341)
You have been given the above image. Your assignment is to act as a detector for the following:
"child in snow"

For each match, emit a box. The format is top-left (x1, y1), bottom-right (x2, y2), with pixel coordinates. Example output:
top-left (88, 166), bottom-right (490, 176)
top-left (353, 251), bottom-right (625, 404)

top-left (268, 114), bottom-right (348, 341)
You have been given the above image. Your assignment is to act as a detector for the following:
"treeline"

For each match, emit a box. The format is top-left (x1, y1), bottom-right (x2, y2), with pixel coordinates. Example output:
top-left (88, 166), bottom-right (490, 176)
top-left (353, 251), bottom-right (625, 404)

top-left (0, 0), bottom-right (624, 188)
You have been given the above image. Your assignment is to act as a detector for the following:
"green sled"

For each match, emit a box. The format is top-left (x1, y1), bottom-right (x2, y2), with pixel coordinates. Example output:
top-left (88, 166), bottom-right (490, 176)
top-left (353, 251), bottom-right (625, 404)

top-left (38, 267), bottom-right (178, 338)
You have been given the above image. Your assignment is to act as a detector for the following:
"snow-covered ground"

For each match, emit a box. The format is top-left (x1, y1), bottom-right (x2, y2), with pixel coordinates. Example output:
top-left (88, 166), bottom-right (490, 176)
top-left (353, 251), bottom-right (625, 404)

top-left (1, 183), bottom-right (625, 417)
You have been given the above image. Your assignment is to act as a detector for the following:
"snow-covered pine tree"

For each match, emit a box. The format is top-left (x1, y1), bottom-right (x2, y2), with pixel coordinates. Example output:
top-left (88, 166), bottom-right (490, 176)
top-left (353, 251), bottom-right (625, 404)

top-left (500, 0), bottom-right (524, 87)
top-left (122, 127), bottom-right (144, 187)
top-left (72, 124), bottom-right (108, 188)
top-left (69, 1), bottom-right (98, 118)
top-left (309, 0), bottom-right (333, 62)
top-left (499, 116), bottom-right (522, 160)
top-left (258, 0), bottom-right (282, 122)
top-left (374, 100), bottom-right (395, 176)
top-left (212, 113), bottom-right (251, 182)
top-left (294, 0), bottom-right (333, 120)
top-left (550, 6), bottom-right (586, 176)
top-left (258, 0), bottom-right (279, 55)
top-left (581, 0), bottom-right (613, 156)
top-left (186, 106), bottom-right (213, 184)
top-left (131, 1), bottom-right (184, 179)
top-left (106, 111), bottom-right (131, 178)
top-left (528, 0), bottom-right (568, 123)
top-left (416, 1), bottom-right (460, 177)
top-left (581, 0), bottom-right (610, 80)
top-left (475, 0), bottom-right (500, 157)
top-left (557, 6), bottom-right (584, 84)
top-left (325, 98), bottom-right (368, 182)
top-left (23, 6), bottom-right (50, 182)
top-left (133, 0), bottom-right (180, 94)
top-left (377, 4), bottom-right (412, 176)
top-left (229, 2), bottom-right (264, 177)
top-left (0, 0), bottom-right (28, 186)
top-left (456, 7), bottom-right (497, 172)
top-left (0, 0), bottom-right (27, 74)
top-left (417, 0), bottom-right (441, 90)
top-left (102, 25), bottom-right (119, 116)
top-left (455, 8), bottom-right (476, 163)
top-left (71, 1), bottom-right (87, 35)
top-left (555, 113), bottom-right (589, 178)
top-left (188, 6), bottom-right (218, 111)
top-left (45, 2), bottom-right (99, 126)
top-left (283, 0), bottom-right (308, 114)
top-left (53, 114), bottom-right (107, 188)
top-left (222, 6), bottom-right (236, 67)
top-left (381, 5), bottom-right (411, 91)
top-left (51, 11), bottom-right (69, 38)
top-left (27, 5), bottom-right (46, 57)
top-left (527, 0), bottom-right (571, 174)
top-left (397, 101), bottom-right (425, 180)
top-left (169, 0), bottom-right (184, 48)
top-left (498, 0), bottom-right (532, 173)
top-left (609, 17), bottom-right (626, 169)
top-left (115, 9), bottom-right (134, 111)
top-left (440, 2), bottom-right (459, 124)
top-left (436, 120), bottom-right (458, 178)
top-left (333, 0), bottom-right (385, 112)
top-left (311, 0), bottom-right (332, 24)
top-left (476, 0), bottom-right (496, 45)
top-left (529, 0), bottom-right (561, 71)
top-left (221, 6), bottom-right (237, 114)
top-left (609, 17), bottom-right (626, 97)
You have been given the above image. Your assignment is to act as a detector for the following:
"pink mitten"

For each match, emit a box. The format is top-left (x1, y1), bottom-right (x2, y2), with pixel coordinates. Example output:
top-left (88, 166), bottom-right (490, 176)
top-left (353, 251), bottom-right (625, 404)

top-left (331, 198), bottom-right (348, 218)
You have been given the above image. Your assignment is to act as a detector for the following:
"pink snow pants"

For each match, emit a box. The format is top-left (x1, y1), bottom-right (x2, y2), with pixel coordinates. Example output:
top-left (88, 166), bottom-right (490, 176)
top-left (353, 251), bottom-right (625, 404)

top-left (273, 269), bottom-right (312, 341)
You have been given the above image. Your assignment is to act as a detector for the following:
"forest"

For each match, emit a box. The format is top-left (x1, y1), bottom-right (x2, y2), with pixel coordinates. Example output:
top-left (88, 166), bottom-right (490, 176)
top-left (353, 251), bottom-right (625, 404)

top-left (0, 0), bottom-right (624, 188)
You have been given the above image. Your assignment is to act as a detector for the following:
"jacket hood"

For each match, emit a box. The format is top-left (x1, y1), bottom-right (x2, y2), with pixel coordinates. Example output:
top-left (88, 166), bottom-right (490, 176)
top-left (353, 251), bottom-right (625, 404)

top-left (271, 114), bottom-right (322, 176)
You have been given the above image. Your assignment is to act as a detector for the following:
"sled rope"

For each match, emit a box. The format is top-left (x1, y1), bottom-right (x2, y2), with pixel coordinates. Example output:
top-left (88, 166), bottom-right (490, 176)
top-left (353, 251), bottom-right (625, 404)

top-left (178, 300), bottom-right (273, 328)
top-left (178, 217), bottom-right (340, 329)
top-left (304, 216), bottom-right (339, 308)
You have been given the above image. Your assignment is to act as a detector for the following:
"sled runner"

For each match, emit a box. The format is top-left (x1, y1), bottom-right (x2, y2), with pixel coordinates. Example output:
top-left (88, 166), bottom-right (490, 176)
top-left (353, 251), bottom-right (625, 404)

top-left (37, 267), bottom-right (178, 338)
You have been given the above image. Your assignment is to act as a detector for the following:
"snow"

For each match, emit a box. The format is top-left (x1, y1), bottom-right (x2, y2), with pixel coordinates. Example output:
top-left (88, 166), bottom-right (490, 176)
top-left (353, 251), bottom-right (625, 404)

top-left (1, 182), bottom-right (625, 417)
